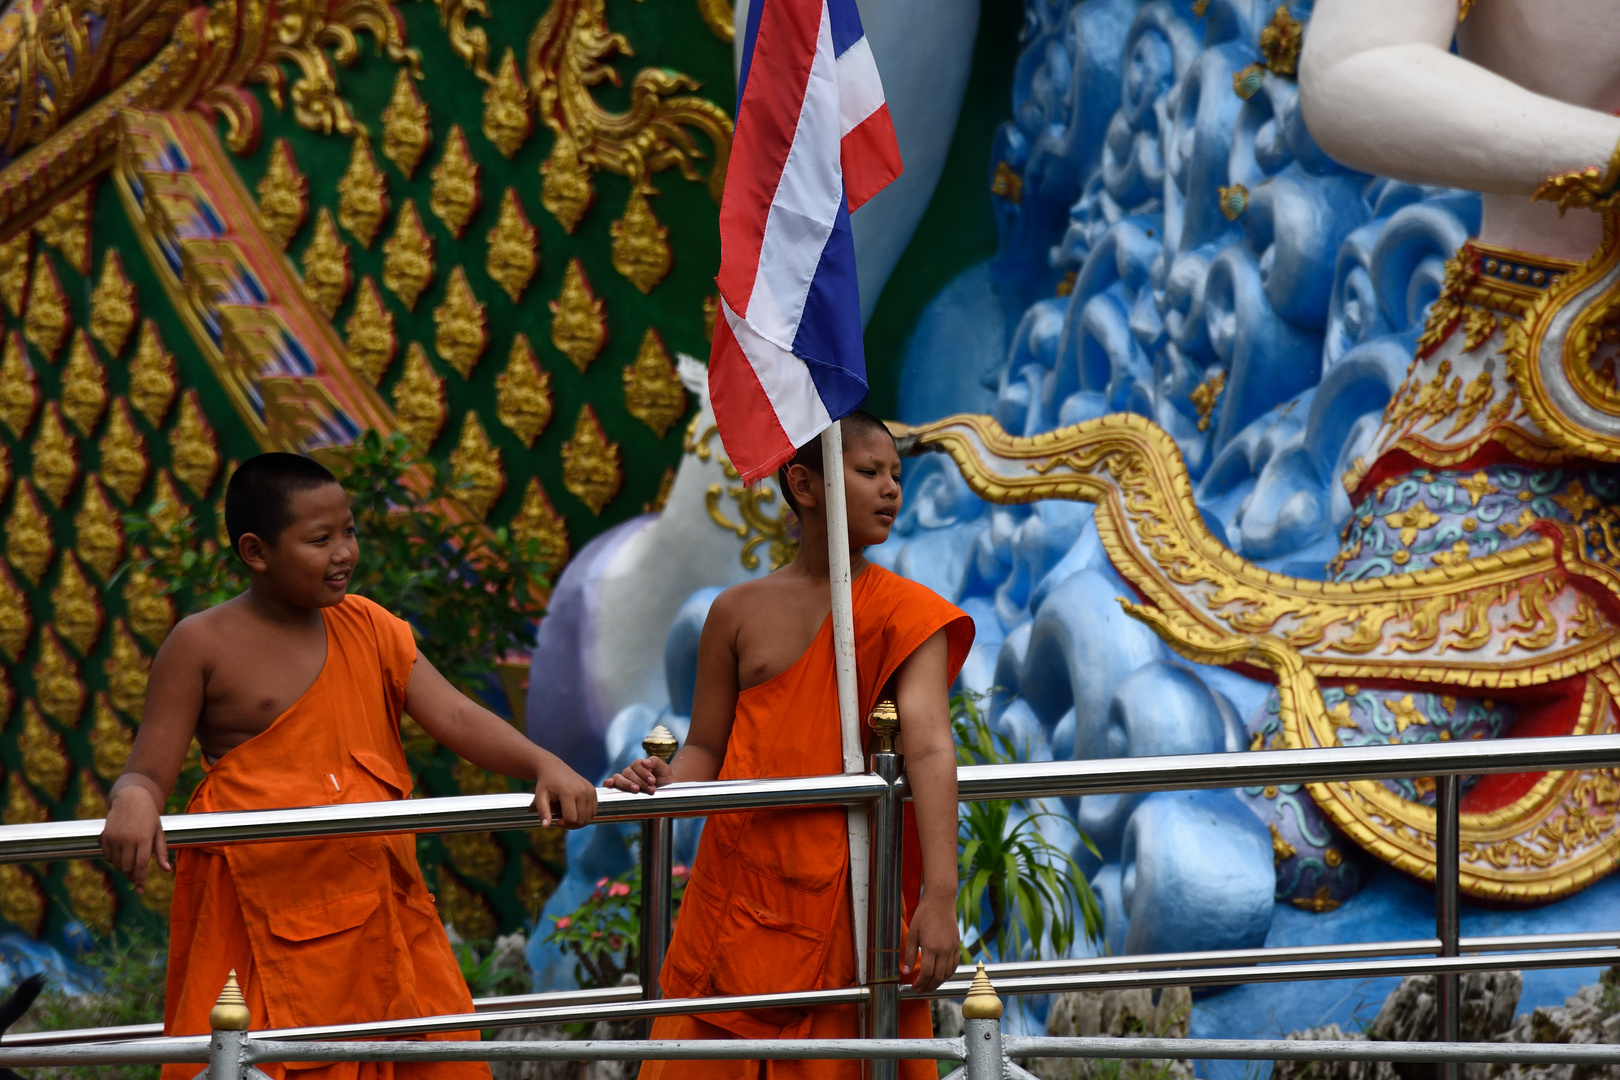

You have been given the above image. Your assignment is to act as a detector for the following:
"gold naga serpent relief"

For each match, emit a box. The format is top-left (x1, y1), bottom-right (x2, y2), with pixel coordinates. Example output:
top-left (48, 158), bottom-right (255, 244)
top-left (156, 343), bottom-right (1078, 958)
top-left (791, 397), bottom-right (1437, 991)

top-left (892, 411), bottom-right (1620, 901)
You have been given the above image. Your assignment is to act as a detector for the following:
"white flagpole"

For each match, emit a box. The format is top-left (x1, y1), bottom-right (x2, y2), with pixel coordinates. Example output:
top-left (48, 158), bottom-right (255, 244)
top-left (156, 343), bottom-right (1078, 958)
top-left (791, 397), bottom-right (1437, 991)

top-left (819, 420), bottom-right (869, 982)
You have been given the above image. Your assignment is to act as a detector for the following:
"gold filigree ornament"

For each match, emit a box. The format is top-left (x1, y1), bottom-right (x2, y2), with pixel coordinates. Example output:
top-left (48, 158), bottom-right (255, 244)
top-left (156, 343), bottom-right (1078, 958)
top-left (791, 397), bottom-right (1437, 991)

top-left (383, 200), bottom-right (434, 310)
top-left (23, 252), bottom-right (69, 359)
top-left (1190, 369), bottom-right (1226, 432)
top-left (561, 404), bottom-right (621, 514)
top-left (1531, 144), bottom-right (1620, 216)
top-left (170, 392), bottom-right (221, 498)
top-left (382, 68), bottom-right (432, 179)
top-left (124, 563), bottom-right (175, 647)
top-left (431, 126), bottom-right (482, 239)
top-left (77, 765), bottom-right (109, 820)
top-left (550, 258), bottom-right (606, 372)
top-left (89, 252), bottom-right (138, 357)
top-left (0, 234), bottom-right (28, 317)
top-left (484, 49), bottom-right (532, 159)
top-left (128, 321), bottom-right (178, 428)
top-left (99, 402), bottom-right (149, 505)
top-left (32, 404), bottom-right (79, 509)
top-left (623, 328), bottom-right (687, 437)
top-left (611, 187), bottom-right (672, 294)
top-left (65, 860), bottom-right (116, 937)
top-left (539, 133), bottom-right (593, 234)
top-left (75, 477), bottom-right (123, 581)
top-left (445, 831), bottom-right (506, 884)
top-left (1259, 5), bottom-right (1304, 76)
top-left (433, 268), bottom-right (488, 378)
top-left (449, 413), bottom-right (505, 519)
top-left (437, 867), bottom-right (497, 940)
top-left (0, 562), bottom-right (32, 663)
top-left (486, 189), bottom-right (539, 302)
top-left (0, 332), bottom-right (37, 438)
top-left (104, 620), bottom-right (149, 718)
top-left (393, 343), bottom-right (448, 448)
top-left (90, 694), bottom-right (135, 781)
top-left (6, 480), bottom-right (54, 586)
top-left (302, 208), bottom-right (353, 319)
top-left (3, 776), bottom-right (46, 826)
top-left (496, 334), bottom-right (552, 447)
top-left (513, 476), bottom-right (569, 569)
top-left (21, 701), bottom-right (71, 797)
top-left (147, 471), bottom-right (188, 536)
top-left (697, 0), bottom-right (734, 42)
top-left (0, 865), bottom-right (46, 938)
top-left (430, 0), bottom-right (493, 81)
top-left (257, 139), bottom-right (308, 250)
top-left (61, 333), bottom-right (107, 436)
top-left (344, 278), bottom-right (397, 385)
top-left (35, 630), bottom-right (85, 728)
top-left (338, 137), bottom-right (389, 248)
top-left (34, 186), bottom-right (92, 276)
top-left (50, 552), bottom-right (103, 657)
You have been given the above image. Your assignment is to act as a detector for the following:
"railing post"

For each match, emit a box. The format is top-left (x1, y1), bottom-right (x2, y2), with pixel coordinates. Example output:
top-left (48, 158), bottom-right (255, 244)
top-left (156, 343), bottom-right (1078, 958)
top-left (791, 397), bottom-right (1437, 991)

top-left (962, 961), bottom-right (1004, 1080)
top-left (638, 725), bottom-right (679, 1002)
top-left (1435, 772), bottom-right (1461, 1080)
top-left (866, 700), bottom-right (905, 1080)
top-left (208, 969), bottom-right (251, 1080)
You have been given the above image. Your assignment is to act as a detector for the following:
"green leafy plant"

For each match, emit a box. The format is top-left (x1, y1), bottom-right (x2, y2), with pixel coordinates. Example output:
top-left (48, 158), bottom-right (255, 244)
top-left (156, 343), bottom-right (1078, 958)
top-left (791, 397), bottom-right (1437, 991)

top-left (10, 931), bottom-right (169, 1080)
top-left (954, 691), bottom-right (1103, 962)
top-left (543, 860), bottom-right (690, 990)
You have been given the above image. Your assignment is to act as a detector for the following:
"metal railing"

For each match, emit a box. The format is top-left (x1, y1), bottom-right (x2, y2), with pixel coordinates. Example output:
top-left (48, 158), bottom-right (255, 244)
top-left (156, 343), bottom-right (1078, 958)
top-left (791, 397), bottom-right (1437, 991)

top-left (0, 731), bottom-right (1617, 1079)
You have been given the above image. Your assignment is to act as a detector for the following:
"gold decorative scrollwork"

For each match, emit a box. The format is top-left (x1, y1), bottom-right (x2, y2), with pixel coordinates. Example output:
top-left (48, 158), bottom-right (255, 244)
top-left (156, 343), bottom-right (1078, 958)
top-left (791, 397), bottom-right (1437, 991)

top-left (75, 477), bottom-right (123, 581)
top-left (392, 343), bottom-right (447, 448)
top-left (61, 333), bottom-right (107, 437)
top-left (383, 199), bottom-right (434, 310)
top-left (64, 859), bottom-right (116, 936)
top-left (382, 67), bottom-right (431, 179)
top-left (32, 405), bottom-right (79, 509)
top-left (103, 619), bottom-right (149, 718)
top-left (127, 322), bottom-right (176, 428)
top-left (512, 476), bottom-right (569, 570)
top-left (5, 479), bottom-right (53, 585)
top-left (690, 421), bottom-right (797, 571)
top-left (429, 0), bottom-right (493, 82)
top-left (0, 865), bottom-right (45, 938)
top-left (622, 328), bottom-right (686, 437)
top-left (338, 137), bottom-right (389, 248)
top-left (431, 126), bottom-right (481, 238)
top-left (123, 563), bottom-right (174, 646)
top-left (611, 188), bottom-right (671, 294)
top-left (90, 252), bottom-right (137, 356)
top-left (483, 50), bottom-right (532, 160)
top-left (0, 562), bottom-right (30, 663)
top-left (0, 236), bottom-right (28, 318)
top-left (561, 404), bottom-right (620, 514)
top-left (35, 629), bottom-right (85, 727)
top-left (550, 257), bottom-right (605, 371)
top-left (496, 333), bottom-right (552, 448)
top-left (434, 267), bottom-right (487, 378)
top-left (344, 277), bottom-right (397, 385)
top-left (50, 552), bottom-right (103, 657)
top-left (21, 701), bottom-right (71, 796)
top-left (303, 208), bottom-right (353, 318)
top-left (449, 413), bottom-right (504, 519)
top-left (35, 187), bottom-right (92, 275)
top-left (170, 392), bottom-right (221, 498)
top-left (696, 0), bottom-right (734, 42)
top-left (486, 188), bottom-right (539, 302)
top-left (257, 139), bottom-right (308, 249)
top-left (98, 402), bottom-right (148, 505)
top-left (24, 251), bottom-right (69, 359)
top-left (0, 332), bottom-right (37, 439)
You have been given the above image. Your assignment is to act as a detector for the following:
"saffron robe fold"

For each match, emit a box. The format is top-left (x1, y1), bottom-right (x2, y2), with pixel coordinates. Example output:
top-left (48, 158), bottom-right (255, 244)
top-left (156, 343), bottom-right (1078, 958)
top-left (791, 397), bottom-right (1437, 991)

top-left (642, 565), bottom-right (975, 1080)
top-left (162, 594), bottom-right (489, 1080)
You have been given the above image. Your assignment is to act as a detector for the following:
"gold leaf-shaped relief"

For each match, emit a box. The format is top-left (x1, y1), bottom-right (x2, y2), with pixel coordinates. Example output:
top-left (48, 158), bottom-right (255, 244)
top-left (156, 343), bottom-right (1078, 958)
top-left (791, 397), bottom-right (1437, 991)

top-left (104, 619), bottom-right (149, 718)
top-left (611, 189), bottom-right (672, 294)
top-left (0, 864), bottom-right (46, 938)
top-left (486, 188), bottom-right (538, 302)
top-left (50, 552), bottom-right (103, 657)
top-left (392, 343), bottom-right (447, 449)
top-left (148, 471), bottom-right (188, 537)
top-left (383, 200), bottom-right (434, 311)
top-left (483, 49), bottom-right (531, 159)
top-left (0, 331), bottom-right (37, 438)
top-left (338, 138), bottom-right (389, 249)
top-left (257, 139), bottom-right (309, 249)
top-left (344, 278), bottom-right (397, 385)
top-left (623, 328), bottom-right (687, 437)
top-left (61, 333), bottom-right (107, 436)
top-left (430, 126), bottom-right (481, 239)
top-left (540, 131), bottom-right (594, 233)
top-left (433, 267), bottom-right (487, 378)
top-left (20, 701), bottom-right (70, 798)
top-left (550, 258), bottom-right (606, 372)
top-left (90, 694), bottom-right (134, 782)
top-left (448, 412), bottom-right (504, 519)
top-left (3, 777), bottom-right (46, 825)
top-left (170, 392), bottom-right (221, 499)
top-left (561, 404), bottom-right (621, 515)
top-left (34, 186), bottom-right (91, 276)
top-left (64, 858), bottom-right (116, 937)
top-left (496, 333), bottom-right (552, 448)
top-left (444, 831), bottom-right (506, 884)
top-left (98, 402), bottom-right (149, 505)
top-left (512, 476), bottom-right (569, 571)
top-left (302, 209), bottom-right (352, 319)
top-left (437, 867), bottom-right (496, 941)
top-left (0, 233), bottom-right (28, 317)
top-left (124, 563), bottom-right (175, 647)
top-left (128, 321), bottom-right (177, 428)
top-left (32, 403), bottom-right (78, 509)
top-left (382, 68), bottom-right (432, 179)
top-left (89, 252), bottom-right (137, 357)
top-left (74, 476), bottom-right (124, 581)
top-left (75, 768), bottom-right (107, 821)
top-left (34, 628), bottom-right (85, 729)
top-left (23, 253), bottom-right (68, 359)
top-left (141, 861), bottom-right (175, 916)
top-left (0, 562), bottom-right (32, 662)
top-left (5, 480), bottom-right (53, 585)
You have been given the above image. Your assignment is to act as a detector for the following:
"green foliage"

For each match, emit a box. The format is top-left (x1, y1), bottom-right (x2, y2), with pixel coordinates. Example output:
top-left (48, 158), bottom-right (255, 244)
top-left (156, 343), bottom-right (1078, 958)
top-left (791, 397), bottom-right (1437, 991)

top-left (953, 691), bottom-right (1103, 962)
top-left (543, 859), bottom-right (690, 990)
top-left (11, 932), bottom-right (168, 1080)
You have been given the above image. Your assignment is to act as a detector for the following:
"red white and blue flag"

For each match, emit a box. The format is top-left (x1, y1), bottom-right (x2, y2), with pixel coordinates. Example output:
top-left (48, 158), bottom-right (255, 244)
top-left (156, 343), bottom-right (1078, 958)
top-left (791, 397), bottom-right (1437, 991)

top-left (708, 0), bottom-right (904, 483)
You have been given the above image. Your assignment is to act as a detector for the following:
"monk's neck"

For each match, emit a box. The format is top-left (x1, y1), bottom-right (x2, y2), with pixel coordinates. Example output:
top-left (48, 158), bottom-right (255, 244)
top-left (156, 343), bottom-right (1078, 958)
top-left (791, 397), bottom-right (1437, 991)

top-left (238, 586), bottom-right (332, 629)
top-left (791, 528), bottom-right (869, 582)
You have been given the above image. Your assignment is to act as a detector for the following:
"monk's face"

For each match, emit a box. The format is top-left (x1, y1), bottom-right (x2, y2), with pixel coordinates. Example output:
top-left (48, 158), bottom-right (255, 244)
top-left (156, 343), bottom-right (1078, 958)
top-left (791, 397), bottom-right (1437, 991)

top-left (844, 430), bottom-right (903, 548)
top-left (240, 482), bottom-right (358, 608)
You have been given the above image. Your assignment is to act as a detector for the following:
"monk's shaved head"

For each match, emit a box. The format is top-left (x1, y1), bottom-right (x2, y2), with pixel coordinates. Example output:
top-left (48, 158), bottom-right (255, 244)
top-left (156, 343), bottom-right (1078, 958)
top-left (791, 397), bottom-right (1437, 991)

top-left (776, 411), bottom-right (897, 515)
top-left (225, 453), bottom-right (341, 558)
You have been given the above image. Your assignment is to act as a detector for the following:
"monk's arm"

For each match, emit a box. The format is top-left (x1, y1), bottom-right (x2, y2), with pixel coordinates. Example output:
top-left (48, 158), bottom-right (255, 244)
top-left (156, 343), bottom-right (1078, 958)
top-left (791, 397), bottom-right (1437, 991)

top-left (891, 630), bottom-right (961, 994)
top-left (405, 654), bottom-right (598, 827)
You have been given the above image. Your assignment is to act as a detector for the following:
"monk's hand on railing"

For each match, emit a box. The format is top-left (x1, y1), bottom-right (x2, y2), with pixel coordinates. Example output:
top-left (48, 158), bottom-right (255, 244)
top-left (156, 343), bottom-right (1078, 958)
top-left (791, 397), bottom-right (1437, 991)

top-left (100, 786), bottom-right (171, 893)
top-left (605, 757), bottom-right (673, 794)
top-left (532, 750), bottom-right (599, 828)
top-left (901, 892), bottom-right (962, 994)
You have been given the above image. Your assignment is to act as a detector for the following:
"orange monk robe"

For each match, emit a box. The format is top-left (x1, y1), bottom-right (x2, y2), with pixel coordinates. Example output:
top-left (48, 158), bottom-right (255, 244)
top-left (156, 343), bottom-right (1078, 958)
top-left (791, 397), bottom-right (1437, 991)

top-left (162, 595), bottom-right (489, 1080)
top-left (642, 565), bottom-right (975, 1080)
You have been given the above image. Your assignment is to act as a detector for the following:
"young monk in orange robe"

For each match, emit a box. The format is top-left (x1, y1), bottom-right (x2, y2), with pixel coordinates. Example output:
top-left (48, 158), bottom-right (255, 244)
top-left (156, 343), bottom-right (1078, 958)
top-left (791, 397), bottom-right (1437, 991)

top-left (609, 411), bottom-right (974, 1080)
top-left (100, 453), bottom-right (599, 1080)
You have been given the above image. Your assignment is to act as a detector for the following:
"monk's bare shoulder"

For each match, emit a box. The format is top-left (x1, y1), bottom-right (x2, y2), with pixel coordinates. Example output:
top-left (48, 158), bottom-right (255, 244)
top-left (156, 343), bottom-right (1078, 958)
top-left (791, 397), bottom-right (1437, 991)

top-left (155, 597), bottom-right (251, 676)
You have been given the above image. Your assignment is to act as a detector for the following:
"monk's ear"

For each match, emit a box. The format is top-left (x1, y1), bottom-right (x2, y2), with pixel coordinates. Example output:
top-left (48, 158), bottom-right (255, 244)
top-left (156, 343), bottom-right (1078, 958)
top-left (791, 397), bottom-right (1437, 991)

top-left (784, 464), bottom-right (820, 512)
top-left (237, 531), bottom-right (272, 572)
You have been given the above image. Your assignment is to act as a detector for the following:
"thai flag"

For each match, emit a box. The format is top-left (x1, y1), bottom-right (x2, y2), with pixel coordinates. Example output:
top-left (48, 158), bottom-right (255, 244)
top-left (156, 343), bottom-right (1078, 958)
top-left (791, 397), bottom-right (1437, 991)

top-left (708, 0), bottom-right (904, 483)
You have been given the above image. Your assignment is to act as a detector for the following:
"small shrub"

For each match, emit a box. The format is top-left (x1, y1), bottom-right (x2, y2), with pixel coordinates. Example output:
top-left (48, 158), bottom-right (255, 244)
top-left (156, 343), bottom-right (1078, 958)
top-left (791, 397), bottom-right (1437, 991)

top-left (11, 932), bottom-right (168, 1080)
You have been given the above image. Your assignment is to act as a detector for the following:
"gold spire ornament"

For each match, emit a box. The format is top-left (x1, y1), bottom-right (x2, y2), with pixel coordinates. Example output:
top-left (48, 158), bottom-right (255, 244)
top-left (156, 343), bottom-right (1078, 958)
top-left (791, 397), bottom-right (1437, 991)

top-left (0, 562), bottom-right (32, 662)
top-left (98, 403), bottom-right (149, 505)
top-left (0, 332), bottom-right (37, 438)
top-left (642, 724), bottom-right (678, 761)
top-left (623, 328), bottom-right (687, 437)
top-left (89, 252), bottom-right (137, 356)
top-left (104, 620), bottom-right (149, 718)
top-left (562, 405), bottom-right (622, 515)
top-left (61, 333), bottom-right (107, 436)
top-left (392, 344), bottom-right (447, 448)
top-left (128, 321), bottom-right (177, 427)
top-left (344, 278), bottom-right (397, 385)
top-left (611, 189), bottom-right (672, 294)
top-left (433, 267), bottom-right (488, 378)
top-left (124, 564), bottom-right (175, 647)
top-left (75, 476), bottom-right (123, 580)
top-left (483, 49), bottom-right (532, 159)
top-left (337, 138), bottom-right (389, 250)
top-left (257, 140), bottom-right (308, 249)
top-left (22, 698), bottom-right (73, 794)
top-left (541, 132), bottom-right (594, 233)
top-left (90, 695), bottom-right (134, 781)
top-left (512, 477), bottom-right (569, 570)
top-left (302, 209), bottom-right (352, 318)
top-left (32, 404), bottom-right (79, 508)
top-left (210, 971), bottom-right (251, 1031)
top-left (550, 259), bottom-right (606, 372)
top-left (34, 186), bottom-right (91, 275)
top-left (496, 334), bottom-right (552, 447)
top-left (961, 960), bottom-right (1004, 1020)
top-left (170, 392), bottom-right (221, 498)
top-left (24, 252), bottom-right (69, 358)
top-left (431, 126), bottom-right (481, 239)
top-left (383, 200), bottom-right (434, 310)
top-left (6, 480), bottom-right (53, 585)
top-left (486, 189), bottom-right (539, 302)
top-left (382, 68), bottom-right (432, 179)
top-left (0, 233), bottom-right (28, 317)
top-left (449, 413), bottom-right (505, 519)
top-left (50, 552), bottom-right (102, 656)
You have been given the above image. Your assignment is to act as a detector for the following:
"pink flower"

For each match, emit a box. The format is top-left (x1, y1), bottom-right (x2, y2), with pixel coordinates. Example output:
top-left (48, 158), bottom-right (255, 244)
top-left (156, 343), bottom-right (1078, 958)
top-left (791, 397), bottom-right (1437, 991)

top-left (608, 882), bottom-right (630, 897)
top-left (591, 930), bottom-right (603, 939)
top-left (608, 935), bottom-right (624, 950)
top-left (596, 877), bottom-right (609, 888)
top-left (672, 865), bottom-right (688, 877)
top-left (555, 916), bottom-right (571, 930)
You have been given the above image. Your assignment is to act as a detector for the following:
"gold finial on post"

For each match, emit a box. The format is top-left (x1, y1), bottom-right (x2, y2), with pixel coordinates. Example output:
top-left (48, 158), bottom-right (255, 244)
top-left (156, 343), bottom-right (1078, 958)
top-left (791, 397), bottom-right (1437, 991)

top-left (642, 724), bottom-right (678, 762)
top-left (209, 969), bottom-right (251, 1031)
top-left (868, 698), bottom-right (900, 754)
top-left (961, 960), bottom-right (1003, 1020)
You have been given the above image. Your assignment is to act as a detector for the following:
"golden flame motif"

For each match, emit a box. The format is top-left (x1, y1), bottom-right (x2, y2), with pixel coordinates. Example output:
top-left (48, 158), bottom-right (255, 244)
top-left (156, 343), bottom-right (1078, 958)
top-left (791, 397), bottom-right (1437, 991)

top-left (89, 252), bottom-right (137, 357)
top-left (50, 553), bottom-right (102, 657)
top-left (302, 208), bottom-right (352, 319)
top-left (483, 49), bottom-right (531, 159)
top-left (0, 864), bottom-right (45, 938)
top-left (444, 831), bottom-right (506, 884)
top-left (34, 186), bottom-right (91, 275)
top-left (21, 701), bottom-right (70, 797)
top-left (382, 68), bottom-right (432, 179)
top-left (437, 867), bottom-right (497, 940)
top-left (61, 333), bottom-right (107, 436)
top-left (344, 277), bottom-right (397, 385)
top-left (486, 188), bottom-right (539, 302)
top-left (430, 126), bottom-right (481, 239)
top-left (540, 132), bottom-right (594, 234)
top-left (561, 404), bottom-right (621, 515)
top-left (383, 200), bottom-right (434, 310)
top-left (0, 332), bottom-right (36, 438)
top-left (23, 252), bottom-right (69, 358)
top-left (496, 333), bottom-right (552, 448)
top-left (434, 267), bottom-right (487, 378)
top-left (123, 564), bottom-right (174, 647)
top-left (611, 189), bottom-right (672, 294)
top-left (449, 413), bottom-right (505, 519)
top-left (104, 620), bottom-right (149, 718)
top-left (4, 776), bottom-right (46, 825)
top-left (622, 328), bottom-right (687, 437)
top-left (550, 258), bottom-right (606, 372)
top-left (64, 859), bottom-right (115, 937)
top-left (147, 471), bottom-right (187, 537)
top-left (256, 139), bottom-right (308, 250)
top-left (5, 480), bottom-right (53, 585)
top-left (32, 404), bottom-right (79, 509)
top-left (75, 768), bottom-right (108, 821)
top-left (0, 562), bottom-right (31, 662)
top-left (128, 321), bottom-right (177, 428)
top-left (392, 343), bottom-right (448, 448)
top-left (0, 234), bottom-right (28, 317)
top-left (34, 629), bottom-right (84, 729)
top-left (338, 138), bottom-right (389, 249)
top-left (98, 402), bottom-right (149, 505)
top-left (74, 477), bottom-right (124, 581)
top-left (90, 694), bottom-right (134, 781)
top-left (512, 476), bottom-right (570, 571)
top-left (170, 392), bottom-right (221, 498)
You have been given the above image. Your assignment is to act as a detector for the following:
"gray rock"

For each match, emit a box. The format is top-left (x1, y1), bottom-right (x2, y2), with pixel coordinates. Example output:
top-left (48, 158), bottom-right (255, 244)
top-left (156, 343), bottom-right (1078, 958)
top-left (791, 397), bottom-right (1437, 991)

top-left (1026, 986), bottom-right (1194, 1080)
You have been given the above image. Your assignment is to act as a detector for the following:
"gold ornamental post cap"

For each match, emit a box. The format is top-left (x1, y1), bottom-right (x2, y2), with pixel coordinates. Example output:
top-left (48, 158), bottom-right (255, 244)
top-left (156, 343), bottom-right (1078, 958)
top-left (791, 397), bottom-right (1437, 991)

top-left (209, 969), bottom-right (251, 1031)
top-left (961, 960), bottom-right (1003, 1020)
top-left (642, 724), bottom-right (679, 762)
top-left (869, 699), bottom-right (899, 752)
